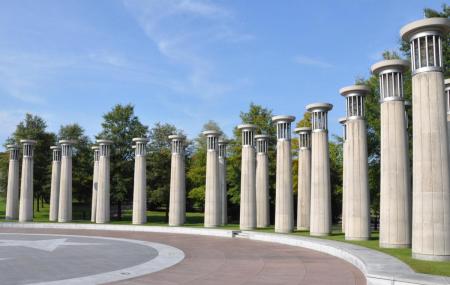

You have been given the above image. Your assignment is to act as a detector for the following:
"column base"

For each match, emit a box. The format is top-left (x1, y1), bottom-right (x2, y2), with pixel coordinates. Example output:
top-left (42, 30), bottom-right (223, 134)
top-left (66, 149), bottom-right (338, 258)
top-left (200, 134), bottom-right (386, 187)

top-left (49, 219), bottom-right (57, 222)
top-left (257, 224), bottom-right (270, 228)
top-left (58, 219), bottom-right (72, 223)
top-left (169, 223), bottom-right (184, 227)
top-left (204, 225), bottom-right (218, 228)
top-left (297, 226), bottom-right (309, 231)
top-left (412, 252), bottom-right (450, 261)
top-left (345, 236), bottom-right (370, 241)
top-left (379, 242), bottom-right (411, 249)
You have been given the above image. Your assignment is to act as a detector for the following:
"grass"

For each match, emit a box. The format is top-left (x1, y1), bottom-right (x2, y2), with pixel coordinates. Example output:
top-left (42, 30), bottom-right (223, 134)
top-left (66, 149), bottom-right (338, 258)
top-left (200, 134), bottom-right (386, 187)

top-left (0, 196), bottom-right (449, 276)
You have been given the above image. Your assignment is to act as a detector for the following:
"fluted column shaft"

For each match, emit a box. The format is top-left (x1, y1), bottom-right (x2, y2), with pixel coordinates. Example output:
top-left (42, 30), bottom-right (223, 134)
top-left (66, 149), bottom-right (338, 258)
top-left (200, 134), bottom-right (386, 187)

top-left (310, 131), bottom-right (332, 235)
top-left (345, 119), bottom-right (370, 240)
top-left (272, 116), bottom-right (295, 233)
top-left (91, 148), bottom-right (99, 222)
top-left (380, 101), bottom-right (411, 247)
top-left (132, 138), bottom-right (148, 225)
top-left (96, 140), bottom-right (112, 224)
top-left (411, 72), bottom-right (450, 260)
top-left (58, 141), bottom-right (73, 222)
top-left (49, 147), bottom-right (61, 222)
top-left (255, 136), bottom-right (269, 228)
top-left (218, 142), bottom-right (227, 225)
top-left (19, 140), bottom-right (36, 222)
top-left (240, 145), bottom-right (256, 229)
top-left (169, 136), bottom-right (185, 226)
top-left (297, 147), bottom-right (311, 230)
top-left (5, 146), bottom-right (19, 220)
top-left (204, 131), bottom-right (220, 227)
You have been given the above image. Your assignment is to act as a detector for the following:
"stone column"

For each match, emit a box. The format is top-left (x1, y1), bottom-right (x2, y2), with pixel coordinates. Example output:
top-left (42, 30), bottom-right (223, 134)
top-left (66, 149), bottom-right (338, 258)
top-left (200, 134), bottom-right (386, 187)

top-left (96, 139), bottom-right (113, 224)
top-left (18, 140), bottom-right (36, 222)
top-left (445, 79), bottom-right (450, 151)
top-left (58, 140), bottom-right (74, 223)
top-left (238, 124), bottom-right (257, 230)
top-left (255, 135), bottom-right (270, 228)
top-left (132, 138), bottom-right (148, 225)
top-left (203, 130), bottom-right (221, 227)
top-left (401, 18), bottom-right (450, 261)
top-left (49, 146), bottom-right (61, 222)
top-left (338, 118), bottom-right (347, 233)
top-left (340, 85), bottom-right (371, 241)
top-left (294, 127), bottom-right (311, 231)
top-left (306, 103), bottom-right (333, 236)
top-left (272, 115), bottom-right (295, 233)
top-left (218, 139), bottom-right (228, 225)
top-left (169, 135), bottom-right (186, 226)
top-left (90, 146), bottom-right (99, 222)
top-left (5, 144), bottom-right (20, 220)
top-left (372, 60), bottom-right (412, 248)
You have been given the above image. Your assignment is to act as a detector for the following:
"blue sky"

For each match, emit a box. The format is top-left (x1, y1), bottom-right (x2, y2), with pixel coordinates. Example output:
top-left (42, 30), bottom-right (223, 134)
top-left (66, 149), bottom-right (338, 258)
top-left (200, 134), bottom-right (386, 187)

top-left (0, 0), bottom-right (445, 148)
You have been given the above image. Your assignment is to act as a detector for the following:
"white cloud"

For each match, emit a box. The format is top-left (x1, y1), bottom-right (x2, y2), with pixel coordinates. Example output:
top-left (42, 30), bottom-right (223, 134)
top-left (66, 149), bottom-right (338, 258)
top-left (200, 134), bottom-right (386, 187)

top-left (294, 55), bottom-right (333, 69)
top-left (123, 0), bottom-right (252, 99)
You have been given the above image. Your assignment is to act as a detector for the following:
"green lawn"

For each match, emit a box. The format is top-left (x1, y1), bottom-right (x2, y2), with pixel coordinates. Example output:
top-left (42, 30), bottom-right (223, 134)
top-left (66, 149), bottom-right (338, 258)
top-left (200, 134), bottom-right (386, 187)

top-left (1, 196), bottom-right (449, 276)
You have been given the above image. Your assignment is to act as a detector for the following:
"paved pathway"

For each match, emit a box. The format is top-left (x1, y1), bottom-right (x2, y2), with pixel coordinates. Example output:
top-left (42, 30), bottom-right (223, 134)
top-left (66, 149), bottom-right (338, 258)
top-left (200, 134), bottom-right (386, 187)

top-left (0, 228), bottom-right (366, 285)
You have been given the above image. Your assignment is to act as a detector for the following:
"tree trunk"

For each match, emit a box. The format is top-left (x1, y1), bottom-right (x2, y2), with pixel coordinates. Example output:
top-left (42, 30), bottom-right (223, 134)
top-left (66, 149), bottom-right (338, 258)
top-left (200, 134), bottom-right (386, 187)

top-left (41, 196), bottom-right (44, 209)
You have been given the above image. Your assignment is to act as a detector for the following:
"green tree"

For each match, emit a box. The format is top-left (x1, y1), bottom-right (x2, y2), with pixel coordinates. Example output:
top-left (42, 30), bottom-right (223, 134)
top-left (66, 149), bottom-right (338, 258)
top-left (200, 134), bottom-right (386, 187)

top-left (97, 104), bottom-right (148, 220)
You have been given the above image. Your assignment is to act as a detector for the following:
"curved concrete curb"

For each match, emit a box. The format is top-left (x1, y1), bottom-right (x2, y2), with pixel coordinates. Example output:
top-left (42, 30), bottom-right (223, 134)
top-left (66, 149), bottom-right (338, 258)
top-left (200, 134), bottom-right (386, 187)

top-left (238, 231), bottom-right (450, 285)
top-left (1, 223), bottom-right (449, 285)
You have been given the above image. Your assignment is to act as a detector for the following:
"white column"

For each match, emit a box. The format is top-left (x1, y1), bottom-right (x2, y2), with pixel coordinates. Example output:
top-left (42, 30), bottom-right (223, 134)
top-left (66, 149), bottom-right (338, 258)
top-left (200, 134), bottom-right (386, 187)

top-left (90, 146), bottom-right (99, 222)
top-left (218, 139), bottom-right (228, 225)
top-left (49, 146), bottom-right (61, 222)
top-left (203, 130), bottom-right (221, 227)
top-left (340, 85), bottom-right (371, 241)
top-left (401, 18), bottom-right (450, 261)
top-left (169, 135), bottom-right (186, 226)
top-left (18, 140), bottom-right (36, 222)
top-left (238, 124), bottom-right (257, 230)
top-left (372, 60), bottom-right (411, 248)
top-left (58, 140), bottom-right (75, 223)
top-left (255, 135), bottom-right (270, 228)
top-left (132, 138), bottom-right (148, 225)
top-left (306, 103), bottom-right (333, 236)
top-left (5, 145), bottom-right (20, 220)
top-left (96, 139), bottom-right (113, 224)
top-left (272, 115), bottom-right (295, 233)
top-left (294, 127), bottom-right (311, 231)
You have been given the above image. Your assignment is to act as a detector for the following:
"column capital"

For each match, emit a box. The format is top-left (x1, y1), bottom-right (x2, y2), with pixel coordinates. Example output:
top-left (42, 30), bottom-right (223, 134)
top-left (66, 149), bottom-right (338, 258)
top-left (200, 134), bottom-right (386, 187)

top-left (59, 140), bottom-right (75, 157)
top-left (372, 60), bottom-right (409, 103)
top-left (20, 139), bottom-right (37, 145)
top-left (340, 85), bottom-right (369, 120)
top-left (58, 139), bottom-right (77, 145)
top-left (255, 134), bottom-right (269, 154)
top-left (96, 139), bottom-right (113, 145)
top-left (202, 130), bottom-right (220, 138)
top-left (7, 144), bottom-right (20, 161)
top-left (295, 127), bottom-right (311, 149)
top-left (400, 17), bottom-right (450, 42)
top-left (272, 115), bottom-right (295, 141)
top-left (400, 18), bottom-right (450, 75)
top-left (306, 103), bottom-right (332, 132)
top-left (218, 139), bottom-right (227, 158)
top-left (169, 135), bottom-right (184, 154)
top-left (20, 139), bottom-right (36, 158)
top-left (238, 124), bottom-right (256, 146)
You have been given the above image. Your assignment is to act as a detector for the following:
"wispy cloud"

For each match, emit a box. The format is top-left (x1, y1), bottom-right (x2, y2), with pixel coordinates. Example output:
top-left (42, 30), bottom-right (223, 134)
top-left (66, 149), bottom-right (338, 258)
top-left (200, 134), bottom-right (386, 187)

top-left (294, 55), bottom-right (333, 69)
top-left (122, 0), bottom-right (252, 99)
